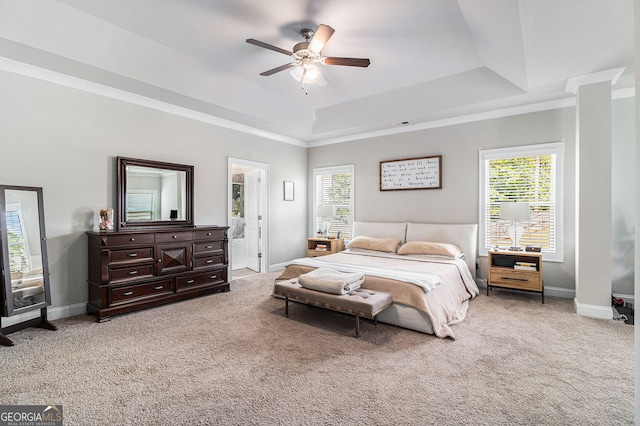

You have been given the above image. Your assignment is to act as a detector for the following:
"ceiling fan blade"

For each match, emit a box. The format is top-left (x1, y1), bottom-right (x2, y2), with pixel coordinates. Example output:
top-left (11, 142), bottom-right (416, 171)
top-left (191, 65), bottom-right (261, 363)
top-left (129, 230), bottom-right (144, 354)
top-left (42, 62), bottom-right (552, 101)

top-left (260, 63), bottom-right (298, 76)
top-left (246, 39), bottom-right (292, 56)
top-left (323, 57), bottom-right (371, 67)
top-left (308, 24), bottom-right (335, 53)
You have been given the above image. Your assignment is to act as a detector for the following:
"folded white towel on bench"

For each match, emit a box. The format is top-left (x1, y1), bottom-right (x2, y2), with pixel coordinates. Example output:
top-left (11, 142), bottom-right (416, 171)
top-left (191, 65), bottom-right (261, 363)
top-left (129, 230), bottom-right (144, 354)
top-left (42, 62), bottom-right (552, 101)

top-left (298, 267), bottom-right (365, 295)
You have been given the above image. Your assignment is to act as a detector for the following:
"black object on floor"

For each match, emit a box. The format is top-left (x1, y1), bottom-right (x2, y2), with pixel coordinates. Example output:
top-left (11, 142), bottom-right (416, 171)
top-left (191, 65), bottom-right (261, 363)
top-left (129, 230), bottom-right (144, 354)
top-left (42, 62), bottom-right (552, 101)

top-left (615, 306), bottom-right (634, 325)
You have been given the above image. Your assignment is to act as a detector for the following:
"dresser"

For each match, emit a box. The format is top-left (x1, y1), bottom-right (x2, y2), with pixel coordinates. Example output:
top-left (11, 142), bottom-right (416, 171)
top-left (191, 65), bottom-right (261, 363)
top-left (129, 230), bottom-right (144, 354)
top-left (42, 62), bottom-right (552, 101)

top-left (87, 226), bottom-right (229, 322)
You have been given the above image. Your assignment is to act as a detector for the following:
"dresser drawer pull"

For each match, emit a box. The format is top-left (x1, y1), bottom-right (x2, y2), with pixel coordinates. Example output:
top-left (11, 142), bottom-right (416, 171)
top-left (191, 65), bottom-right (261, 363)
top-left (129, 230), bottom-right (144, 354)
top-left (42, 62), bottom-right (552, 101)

top-left (130, 237), bottom-right (135, 242)
top-left (154, 285), bottom-right (164, 290)
top-left (207, 232), bottom-right (212, 236)
top-left (210, 275), bottom-right (217, 279)
top-left (172, 235), bottom-right (178, 239)
top-left (205, 245), bottom-right (213, 249)
top-left (123, 291), bottom-right (133, 296)
top-left (127, 253), bottom-right (138, 257)
top-left (128, 270), bottom-right (138, 275)
top-left (500, 276), bottom-right (528, 282)
top-left (186, 279), bottom-right (195, 284)
top-left (206, 260), bottom-right (214, 264)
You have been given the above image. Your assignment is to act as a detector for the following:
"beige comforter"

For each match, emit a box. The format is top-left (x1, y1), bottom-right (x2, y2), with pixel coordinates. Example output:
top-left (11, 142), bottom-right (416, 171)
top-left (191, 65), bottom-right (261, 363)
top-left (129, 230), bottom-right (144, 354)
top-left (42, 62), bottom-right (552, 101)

top-left (275, 251), bottom-right (479, 339)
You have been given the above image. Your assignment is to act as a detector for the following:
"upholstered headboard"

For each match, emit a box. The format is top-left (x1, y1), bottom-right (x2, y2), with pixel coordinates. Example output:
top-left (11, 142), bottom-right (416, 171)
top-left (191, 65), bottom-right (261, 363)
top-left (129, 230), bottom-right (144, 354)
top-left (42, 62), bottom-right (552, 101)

top-left (405, 223), bottom-right (478, 278)
top-left (352, 221), bottom-right (408, 244)
top-left (352, 221), bottom-right (478, 278)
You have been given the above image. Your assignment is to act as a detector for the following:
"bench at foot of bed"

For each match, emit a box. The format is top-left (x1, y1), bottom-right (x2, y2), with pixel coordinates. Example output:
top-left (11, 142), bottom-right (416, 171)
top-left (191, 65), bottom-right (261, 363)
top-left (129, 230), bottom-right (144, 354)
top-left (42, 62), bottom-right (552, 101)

top-left (274, 280), bottom-right (393, 337)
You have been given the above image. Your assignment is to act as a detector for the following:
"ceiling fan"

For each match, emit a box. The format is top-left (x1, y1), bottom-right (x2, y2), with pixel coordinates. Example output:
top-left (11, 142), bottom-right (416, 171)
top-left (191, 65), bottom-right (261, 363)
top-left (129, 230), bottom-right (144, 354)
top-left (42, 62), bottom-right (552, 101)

top-left (246, 24), bottom-right (370, 89)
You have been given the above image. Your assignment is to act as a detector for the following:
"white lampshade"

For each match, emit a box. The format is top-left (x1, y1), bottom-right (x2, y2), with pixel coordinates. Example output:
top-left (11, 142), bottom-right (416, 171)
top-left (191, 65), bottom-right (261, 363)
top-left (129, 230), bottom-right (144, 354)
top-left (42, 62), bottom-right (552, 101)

top-left (316, 204), bottom-right (335, 218)
top-left (499, 202), bottom-right (530, 221)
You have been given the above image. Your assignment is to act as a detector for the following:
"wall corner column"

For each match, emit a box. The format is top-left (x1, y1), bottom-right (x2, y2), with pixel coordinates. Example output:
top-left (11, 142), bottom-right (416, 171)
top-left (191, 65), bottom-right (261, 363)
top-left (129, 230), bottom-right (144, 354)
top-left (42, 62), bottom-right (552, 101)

top-left (566, 68), bottom-right (624, 320)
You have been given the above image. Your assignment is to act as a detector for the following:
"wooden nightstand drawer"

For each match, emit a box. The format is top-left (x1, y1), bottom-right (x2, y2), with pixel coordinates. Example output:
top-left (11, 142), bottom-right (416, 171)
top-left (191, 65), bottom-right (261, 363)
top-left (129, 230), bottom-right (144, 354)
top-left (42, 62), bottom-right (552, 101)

top-left (489, 268), bottom-right (541, 291)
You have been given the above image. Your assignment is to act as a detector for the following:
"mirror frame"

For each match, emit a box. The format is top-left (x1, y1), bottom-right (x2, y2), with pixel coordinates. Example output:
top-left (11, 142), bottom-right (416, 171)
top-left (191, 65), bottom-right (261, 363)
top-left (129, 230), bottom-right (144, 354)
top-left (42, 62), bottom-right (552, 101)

top-left (117, 157), bottom-right (194, 230)
top-left (0, 185), bottom-right (52, 316)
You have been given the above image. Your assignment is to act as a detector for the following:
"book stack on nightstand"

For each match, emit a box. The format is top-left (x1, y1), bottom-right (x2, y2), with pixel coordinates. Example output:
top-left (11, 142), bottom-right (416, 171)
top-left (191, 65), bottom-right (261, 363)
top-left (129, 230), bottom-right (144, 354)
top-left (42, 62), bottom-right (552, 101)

top-left (307, 238), bottom-right (344, 257)
top-left (487, 250), bottom-right (544, 303)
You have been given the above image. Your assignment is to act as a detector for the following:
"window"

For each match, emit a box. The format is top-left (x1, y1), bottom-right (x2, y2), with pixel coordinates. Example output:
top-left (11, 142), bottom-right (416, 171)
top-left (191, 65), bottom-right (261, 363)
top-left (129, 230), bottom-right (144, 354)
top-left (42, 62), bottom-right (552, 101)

top-left (6, 203), bottom-right (31, 273)
top-left (479, 142), bottom-right (564, 261)
top-left (126, 191), bottom-right (157, 221)
top-left (313, 165), bottom-right (354, 240)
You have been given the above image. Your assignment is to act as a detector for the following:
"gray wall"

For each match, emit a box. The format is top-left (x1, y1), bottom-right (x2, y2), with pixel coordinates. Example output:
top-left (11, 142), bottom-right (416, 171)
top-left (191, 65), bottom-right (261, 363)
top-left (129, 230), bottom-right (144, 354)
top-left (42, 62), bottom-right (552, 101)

top-left (0, 69), bottom-right (307, 319)
top-left (309, 99), bottom-right (635, 294)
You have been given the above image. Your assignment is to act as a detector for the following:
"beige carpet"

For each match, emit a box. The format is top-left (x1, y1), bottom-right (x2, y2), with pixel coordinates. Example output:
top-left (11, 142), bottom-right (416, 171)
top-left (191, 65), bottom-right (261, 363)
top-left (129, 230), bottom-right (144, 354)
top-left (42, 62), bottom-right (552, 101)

top-left (0, 272), bottom-right (634, 425)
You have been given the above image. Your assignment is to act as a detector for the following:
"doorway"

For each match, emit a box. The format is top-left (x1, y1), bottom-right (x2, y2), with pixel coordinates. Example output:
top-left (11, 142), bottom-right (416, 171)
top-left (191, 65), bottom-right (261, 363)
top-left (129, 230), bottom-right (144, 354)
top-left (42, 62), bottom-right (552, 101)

top-left (228, 158), bottom-right (268, 279)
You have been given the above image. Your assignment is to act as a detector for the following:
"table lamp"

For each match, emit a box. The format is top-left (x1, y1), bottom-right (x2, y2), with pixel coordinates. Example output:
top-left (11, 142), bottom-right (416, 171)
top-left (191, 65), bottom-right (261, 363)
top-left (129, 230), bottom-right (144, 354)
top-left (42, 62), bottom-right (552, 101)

top-left (499, 201), bottom-right (530, 251)
top-left (316, 204), bottom-right (335, 238)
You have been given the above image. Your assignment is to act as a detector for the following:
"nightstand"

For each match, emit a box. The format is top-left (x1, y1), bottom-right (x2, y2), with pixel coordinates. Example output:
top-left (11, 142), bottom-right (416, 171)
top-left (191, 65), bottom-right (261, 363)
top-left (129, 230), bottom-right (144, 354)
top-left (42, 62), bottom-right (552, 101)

top-left (487, 250), bottom-right (544, 303)
top-left (307, 238), bottom-right (344, 257)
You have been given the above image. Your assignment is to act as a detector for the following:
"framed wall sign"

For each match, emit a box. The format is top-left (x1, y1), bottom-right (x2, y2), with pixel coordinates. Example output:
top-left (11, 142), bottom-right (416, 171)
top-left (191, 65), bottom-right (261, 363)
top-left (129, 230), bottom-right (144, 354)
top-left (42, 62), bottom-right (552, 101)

top-left (283, 181), bottom-right (294, 201)
top-left (380, 155), bottom-right (442, 191)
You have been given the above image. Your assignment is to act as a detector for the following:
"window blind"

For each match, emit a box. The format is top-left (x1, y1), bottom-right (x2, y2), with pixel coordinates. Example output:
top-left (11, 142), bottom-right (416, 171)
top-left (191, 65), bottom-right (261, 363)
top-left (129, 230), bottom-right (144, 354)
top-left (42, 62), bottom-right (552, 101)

top-left (314, 166), bottom-right (353, 240)
top-left (485, 155), bottom-right (556, 251)
top-left (479, 142), bottom-right (563, 261)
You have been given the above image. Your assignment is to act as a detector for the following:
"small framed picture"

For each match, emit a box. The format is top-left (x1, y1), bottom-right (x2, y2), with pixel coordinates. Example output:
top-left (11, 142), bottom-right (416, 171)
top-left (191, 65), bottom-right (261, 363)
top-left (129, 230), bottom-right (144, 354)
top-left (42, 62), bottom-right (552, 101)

top-left (283, 181), bottom-right (294, 201)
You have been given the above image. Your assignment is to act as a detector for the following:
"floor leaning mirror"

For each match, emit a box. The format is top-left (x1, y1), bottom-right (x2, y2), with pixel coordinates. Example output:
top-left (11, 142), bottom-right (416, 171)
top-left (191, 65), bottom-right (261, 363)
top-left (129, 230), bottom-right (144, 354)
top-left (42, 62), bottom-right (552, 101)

top-left (0, 185), bottom-right (56, 346)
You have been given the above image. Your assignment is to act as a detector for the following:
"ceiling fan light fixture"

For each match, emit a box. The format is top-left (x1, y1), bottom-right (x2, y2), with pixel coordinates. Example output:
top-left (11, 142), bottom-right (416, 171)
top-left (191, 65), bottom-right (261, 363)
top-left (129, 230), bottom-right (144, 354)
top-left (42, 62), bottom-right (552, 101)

top-left (303, 64), bottom-right (320, 82)
top-left (289, 65), bottom-right (304, 81)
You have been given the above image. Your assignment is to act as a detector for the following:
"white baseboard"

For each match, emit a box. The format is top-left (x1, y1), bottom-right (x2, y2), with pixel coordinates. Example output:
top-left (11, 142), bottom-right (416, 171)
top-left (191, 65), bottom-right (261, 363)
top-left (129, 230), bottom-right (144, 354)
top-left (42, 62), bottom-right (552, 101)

top-left (2, 302), bottom-right (87, 328)
top-left (574, 298), bottom-right (614, 320)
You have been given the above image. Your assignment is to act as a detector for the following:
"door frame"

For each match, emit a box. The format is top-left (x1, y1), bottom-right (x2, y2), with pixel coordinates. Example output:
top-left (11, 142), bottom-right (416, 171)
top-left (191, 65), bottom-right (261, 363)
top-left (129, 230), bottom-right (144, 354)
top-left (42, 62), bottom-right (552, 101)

top-left (227, 157), bottom-right (268, 279)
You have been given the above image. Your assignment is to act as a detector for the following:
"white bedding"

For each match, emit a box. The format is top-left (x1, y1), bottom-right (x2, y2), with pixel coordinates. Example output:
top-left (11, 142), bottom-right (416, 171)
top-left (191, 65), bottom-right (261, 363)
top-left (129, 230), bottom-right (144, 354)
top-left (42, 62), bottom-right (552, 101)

top-left (289, 251), bottom-right (443, 292)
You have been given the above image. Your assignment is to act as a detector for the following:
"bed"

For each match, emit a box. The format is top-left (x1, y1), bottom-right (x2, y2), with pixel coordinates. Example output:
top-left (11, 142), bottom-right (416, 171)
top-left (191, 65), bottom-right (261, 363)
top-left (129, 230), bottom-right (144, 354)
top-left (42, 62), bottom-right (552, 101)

top-left (274, 221), bottom-right (479, 339)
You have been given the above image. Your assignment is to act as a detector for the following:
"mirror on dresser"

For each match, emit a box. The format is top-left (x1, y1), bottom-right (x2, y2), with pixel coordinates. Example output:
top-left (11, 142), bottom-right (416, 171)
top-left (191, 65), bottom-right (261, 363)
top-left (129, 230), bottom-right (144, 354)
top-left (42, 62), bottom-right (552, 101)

top-left (0, 185), bottom-right (56, 346)
top-left (87, 157), bottom-right (230, 323)
top-left (117, 157), bottom-right (194, 230)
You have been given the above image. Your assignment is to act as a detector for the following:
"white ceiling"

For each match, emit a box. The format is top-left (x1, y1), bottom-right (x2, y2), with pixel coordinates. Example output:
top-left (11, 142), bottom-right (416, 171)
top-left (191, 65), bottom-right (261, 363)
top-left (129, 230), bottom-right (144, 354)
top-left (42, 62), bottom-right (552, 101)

top-left (0, 0), bottom-right (634, 144)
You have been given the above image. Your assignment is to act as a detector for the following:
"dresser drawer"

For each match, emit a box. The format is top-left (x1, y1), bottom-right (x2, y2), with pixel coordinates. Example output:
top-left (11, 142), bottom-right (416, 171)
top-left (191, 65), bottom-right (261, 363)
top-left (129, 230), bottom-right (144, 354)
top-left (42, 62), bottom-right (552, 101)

top-left (193, 229), bottom-right (226, 241)
top-left (110, 265), bottom-right (155, 283)
top-left (193, 240), bottom-right (224, 255)
top-left (155, 231), bottom-right (193, 243)
top-left (176, 269), bottom-right (227, 292)
top-left (109, 279), bottom-right (173, 306)
top-left (103, 233), bottom-right (154, 247)
top-left (110, 247), bottom-right (154, 265)
top-left (489, 268), bottom-right (541, 291)
top-left (193, 254), bottom-right (225, 269)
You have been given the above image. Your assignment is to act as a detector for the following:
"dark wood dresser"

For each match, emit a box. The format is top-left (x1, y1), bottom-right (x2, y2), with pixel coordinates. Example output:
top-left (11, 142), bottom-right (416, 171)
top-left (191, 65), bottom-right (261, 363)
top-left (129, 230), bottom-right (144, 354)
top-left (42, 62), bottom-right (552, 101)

top-left (87, 226), bottom-right (229, 322)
